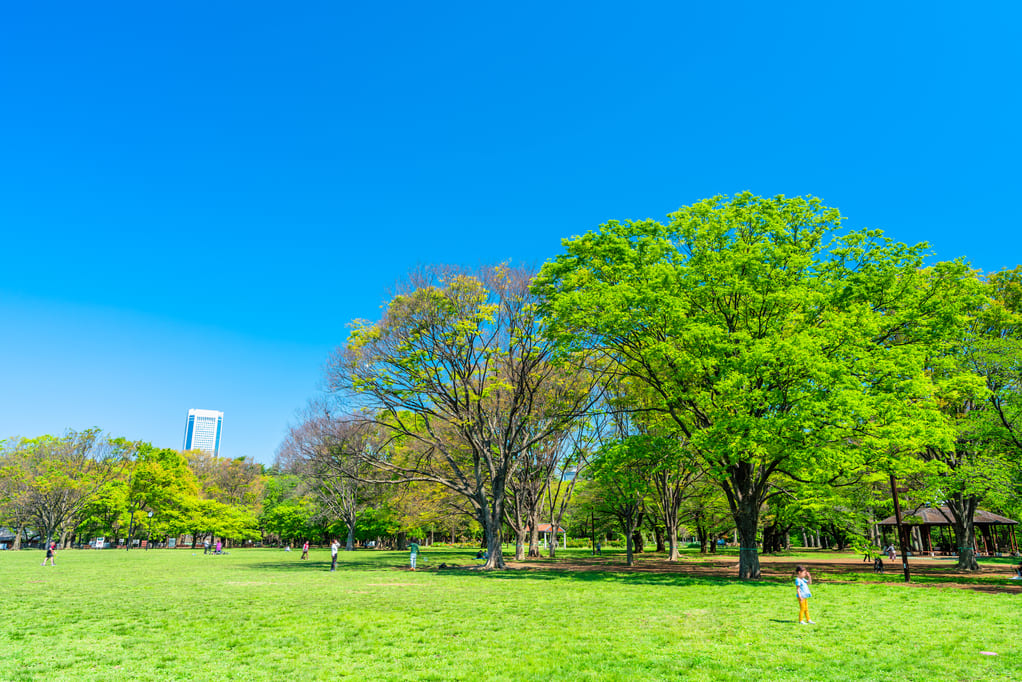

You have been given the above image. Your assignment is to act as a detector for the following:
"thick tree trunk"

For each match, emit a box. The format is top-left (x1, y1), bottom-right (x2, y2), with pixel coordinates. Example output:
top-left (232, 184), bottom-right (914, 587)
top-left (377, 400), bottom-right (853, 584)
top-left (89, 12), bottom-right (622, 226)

top-left (652, 523), bottom-right (666, 554)
top-left (734, 500), bottom-right (761, 579)
top-left (479, 489), bottom-right (506, 569)
top-left (345, 522), bottom-right (356, 551)
top-left (527, 508), bottom-right (541, 558)
top-left (514, 527), bottom-right (526, 561)
top-left (13, 523), bottom-right (24, 550)
top-left (696, 523), bottom-right (708, 554)
top-left (482, 516), bottom-right (505, 569)
top-left (724, 461), bottom-right (763, 579)
top-left (632, 531), bottom-right (644, 554)
top-left (946, 493), bottom-right (980, 571)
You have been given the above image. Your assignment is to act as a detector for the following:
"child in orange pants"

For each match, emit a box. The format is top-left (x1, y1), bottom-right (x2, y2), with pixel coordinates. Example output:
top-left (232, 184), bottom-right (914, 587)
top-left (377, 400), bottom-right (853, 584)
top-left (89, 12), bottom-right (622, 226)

top-left (795, 565), bottom-right (815, 624)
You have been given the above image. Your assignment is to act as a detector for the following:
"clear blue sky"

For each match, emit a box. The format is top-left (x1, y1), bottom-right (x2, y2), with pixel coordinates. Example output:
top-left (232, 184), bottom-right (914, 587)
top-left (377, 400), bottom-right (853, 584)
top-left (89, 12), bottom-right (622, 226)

top-left (2, 2), bottom-right (1019, 464)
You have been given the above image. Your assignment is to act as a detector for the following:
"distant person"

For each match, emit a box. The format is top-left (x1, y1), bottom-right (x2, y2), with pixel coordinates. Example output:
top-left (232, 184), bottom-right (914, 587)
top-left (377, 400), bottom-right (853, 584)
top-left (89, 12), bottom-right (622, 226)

top-left (409, 538), bottom-right (421, 571)
top-left (284, 544), bottom-right (291, 552)
top-left (215, 540), bottom-right (222, 555)
top-left (1012, 562), bottom-right (1022, 580)
top-left (330, 539), bottom-right (339, 571)
top-left (301, 541), bottom-right (309, 560)
top-left (203, 539), bottom-right (211, 555)
top-left (873, 556), bottom-right (884, 574)
top-left (886, 544), bottom-right (897, 561)
top-left (42, 542), bottom-right (56, 567)
top-left (795, 565), bottom-right (815, 625)
top-left (596, 541), bottom-right (602, 555)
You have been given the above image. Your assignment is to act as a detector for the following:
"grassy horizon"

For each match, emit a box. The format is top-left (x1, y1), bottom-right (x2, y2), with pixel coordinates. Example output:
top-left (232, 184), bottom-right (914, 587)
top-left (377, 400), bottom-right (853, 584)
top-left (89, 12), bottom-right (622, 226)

top-left (2, 546), bottom-right (1019, 680)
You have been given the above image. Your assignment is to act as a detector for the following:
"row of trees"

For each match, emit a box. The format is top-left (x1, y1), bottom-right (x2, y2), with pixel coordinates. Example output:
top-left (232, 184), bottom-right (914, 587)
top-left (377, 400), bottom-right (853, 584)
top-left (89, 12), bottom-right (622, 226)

top-left (296, 193), bottom-right (1021, 578)
top-left (0, 432), bottom-right (264, 549)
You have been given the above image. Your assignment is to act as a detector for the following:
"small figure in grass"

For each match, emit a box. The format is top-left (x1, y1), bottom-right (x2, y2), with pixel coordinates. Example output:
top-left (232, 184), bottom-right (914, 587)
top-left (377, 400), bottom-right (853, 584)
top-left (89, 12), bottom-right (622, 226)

top-left (330, 539), bottom-right (339, 572)
top-left (42, 541), bottom-right (56, 567)
top-left (203, 539), bottom-right (211, 555)
top-left (873, 555), bottom-right (884, 574)
top-left (886, 544), bottom-right (897, 561)
top-left (596, 541), bottom-right (602, 556)
top-left (215, 540), bottom-right (222, 555)
top-left (409, 538), bottom-right (420, 571)
top-left (795, 565), bottom-right (815, 625)
top-left (301, 541), bottom-right (309, 560)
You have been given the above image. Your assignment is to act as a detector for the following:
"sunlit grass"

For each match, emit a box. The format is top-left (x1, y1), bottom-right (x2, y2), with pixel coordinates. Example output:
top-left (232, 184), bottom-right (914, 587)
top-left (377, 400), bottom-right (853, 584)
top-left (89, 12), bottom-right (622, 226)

top-left (1, 547), bottom-right (1019, 680)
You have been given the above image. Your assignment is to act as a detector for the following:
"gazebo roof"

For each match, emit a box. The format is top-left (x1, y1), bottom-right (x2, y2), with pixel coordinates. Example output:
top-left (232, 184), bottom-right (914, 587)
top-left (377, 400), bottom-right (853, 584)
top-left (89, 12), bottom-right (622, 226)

top-left (877, 506), bottom-right (1018, 526)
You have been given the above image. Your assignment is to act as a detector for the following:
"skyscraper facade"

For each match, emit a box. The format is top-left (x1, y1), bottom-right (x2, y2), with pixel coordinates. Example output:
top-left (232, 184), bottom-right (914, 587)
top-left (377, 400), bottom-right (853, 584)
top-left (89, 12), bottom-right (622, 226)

top-left (183, 409), bottom-right (223, 456)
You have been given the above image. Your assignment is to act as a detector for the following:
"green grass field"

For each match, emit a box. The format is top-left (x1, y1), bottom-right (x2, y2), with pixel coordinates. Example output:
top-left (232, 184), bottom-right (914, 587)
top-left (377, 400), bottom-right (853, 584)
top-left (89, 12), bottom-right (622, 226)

top-left (2, 546), bottom-right (1019, 681)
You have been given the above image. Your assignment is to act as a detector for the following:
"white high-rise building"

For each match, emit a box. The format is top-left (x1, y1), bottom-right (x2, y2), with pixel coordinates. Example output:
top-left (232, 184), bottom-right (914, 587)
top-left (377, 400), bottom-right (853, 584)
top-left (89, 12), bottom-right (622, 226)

top-left (183, 409), bottom-right (223, 455)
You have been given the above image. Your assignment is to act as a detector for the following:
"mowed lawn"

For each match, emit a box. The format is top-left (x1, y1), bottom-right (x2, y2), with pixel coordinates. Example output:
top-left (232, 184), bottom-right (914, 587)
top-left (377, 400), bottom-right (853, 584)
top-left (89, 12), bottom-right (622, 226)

top-left (2, 547), bottom-right (1019, 681)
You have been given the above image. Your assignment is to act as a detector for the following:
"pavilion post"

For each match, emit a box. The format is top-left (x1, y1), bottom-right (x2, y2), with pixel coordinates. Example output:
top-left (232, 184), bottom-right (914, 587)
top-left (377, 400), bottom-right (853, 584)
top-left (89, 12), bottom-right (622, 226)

top-left (889, 475), bottom-right (911, 583)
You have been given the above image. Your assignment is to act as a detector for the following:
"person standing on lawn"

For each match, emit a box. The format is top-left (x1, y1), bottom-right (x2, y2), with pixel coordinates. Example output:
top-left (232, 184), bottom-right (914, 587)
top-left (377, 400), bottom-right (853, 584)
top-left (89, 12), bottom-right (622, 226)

top-left (795, 565), bottom-right (815, 624)
top-left (330, 539), bottom-right (339, 571)
top-left (42, 541), bottom-right (56, 567)
top-left (301, 540), bottom-right (309, 560)
top-left (409, 538), bottom-right (420, 571)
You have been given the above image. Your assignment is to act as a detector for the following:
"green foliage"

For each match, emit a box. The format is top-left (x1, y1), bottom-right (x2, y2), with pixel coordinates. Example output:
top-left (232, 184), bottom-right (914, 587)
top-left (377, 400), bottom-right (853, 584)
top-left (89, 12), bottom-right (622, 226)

top-left (535, 193), bottom-right (980, 577)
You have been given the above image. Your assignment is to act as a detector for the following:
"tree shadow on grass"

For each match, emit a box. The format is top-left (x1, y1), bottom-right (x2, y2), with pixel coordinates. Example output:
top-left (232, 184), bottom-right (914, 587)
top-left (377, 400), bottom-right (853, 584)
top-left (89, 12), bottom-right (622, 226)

top-left (432, 567), bottom-right (779, 589)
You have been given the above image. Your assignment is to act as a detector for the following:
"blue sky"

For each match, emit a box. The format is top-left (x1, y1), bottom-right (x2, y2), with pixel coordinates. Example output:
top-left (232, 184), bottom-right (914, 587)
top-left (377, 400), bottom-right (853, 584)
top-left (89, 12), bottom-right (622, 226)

top-left (2, 2), bottom-right (1019, 464)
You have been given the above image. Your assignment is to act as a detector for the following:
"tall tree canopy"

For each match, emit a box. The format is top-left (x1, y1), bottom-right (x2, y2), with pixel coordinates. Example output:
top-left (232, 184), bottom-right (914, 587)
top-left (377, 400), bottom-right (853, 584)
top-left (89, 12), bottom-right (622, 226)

top-left (535, 193), bottom-right (979, 578)
top-left (327, 265), bottom-right (600, 568)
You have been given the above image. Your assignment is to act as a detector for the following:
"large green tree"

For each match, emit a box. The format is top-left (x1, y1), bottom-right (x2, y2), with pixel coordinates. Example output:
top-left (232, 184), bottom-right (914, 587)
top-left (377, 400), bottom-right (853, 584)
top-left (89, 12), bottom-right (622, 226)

top-left (535, 193), bottom-right (977, 578)
top-left (920, 267), bottom-right (1022, 569)
top-left (328, 265), bottom-right (600, 568)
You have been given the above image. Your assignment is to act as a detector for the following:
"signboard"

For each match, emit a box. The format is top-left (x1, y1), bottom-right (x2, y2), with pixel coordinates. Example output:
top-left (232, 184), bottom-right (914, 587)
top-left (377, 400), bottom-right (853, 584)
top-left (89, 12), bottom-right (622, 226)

top-left (94, 537), bottom-right (105, 549)
top-left (168, 538), bottom-right (176, 549)
top-left (140, 540), bottom-right (148, 549)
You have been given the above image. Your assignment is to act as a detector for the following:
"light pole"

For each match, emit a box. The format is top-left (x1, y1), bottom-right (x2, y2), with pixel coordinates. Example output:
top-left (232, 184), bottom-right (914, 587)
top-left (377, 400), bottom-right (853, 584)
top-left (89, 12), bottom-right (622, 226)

top-left (146, 511), bottom-right (154, 550)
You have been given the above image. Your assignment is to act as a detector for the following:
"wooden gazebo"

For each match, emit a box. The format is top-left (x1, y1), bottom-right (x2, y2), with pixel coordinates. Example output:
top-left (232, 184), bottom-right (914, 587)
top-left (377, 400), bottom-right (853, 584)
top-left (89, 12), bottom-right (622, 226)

top-left (877, 506), bottom-right (1019, 556)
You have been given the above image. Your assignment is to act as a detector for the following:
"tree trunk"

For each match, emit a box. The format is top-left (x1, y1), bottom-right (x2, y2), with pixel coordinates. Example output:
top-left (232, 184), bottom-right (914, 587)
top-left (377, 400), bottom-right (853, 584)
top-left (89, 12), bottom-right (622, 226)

top-left (514, 527), bottom-right (526, 561)
top-left (946, 493), bottom-right (980, 571)
top-left (13, 523), bottom-right (24, 550)
top-left (653, 523), bottom-right (667, 554)
top-left (697, 522), bottom-right (708, 554)
top-left (632, 530), bottom-right (644, 554)
top-left (482, 514), bottom-right (505, 569)
top-left (345, 522), bottom-right (356, 551)
top-left (478, 489), bottom-right (506, 569)
top-left (527, 507), bottom-right (541, 558)
top-left (734, 499), bottom-right (761, 579)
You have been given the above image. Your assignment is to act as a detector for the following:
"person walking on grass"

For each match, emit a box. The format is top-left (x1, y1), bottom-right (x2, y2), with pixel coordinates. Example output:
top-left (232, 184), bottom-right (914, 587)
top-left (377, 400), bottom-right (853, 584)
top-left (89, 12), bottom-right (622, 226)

top-left (795, 565), bottom-right (815, 624)
top-left (301, 540), bottom-right (309, 560)
top-left (330, 539), bottom-right (339, 572)
top-left (409, 538), bottom-right (420, 571)
top-left (42, 541), bottom-right (56, 567)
